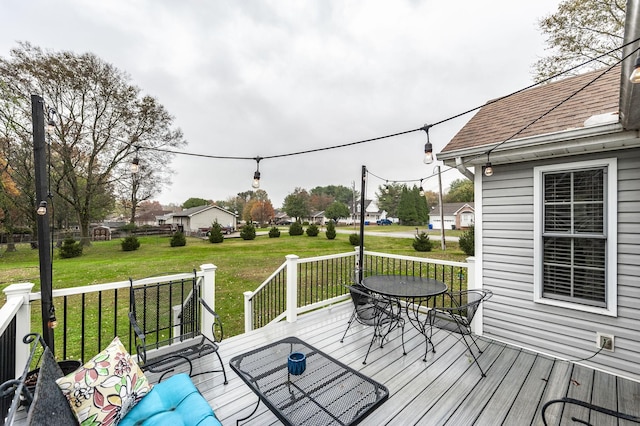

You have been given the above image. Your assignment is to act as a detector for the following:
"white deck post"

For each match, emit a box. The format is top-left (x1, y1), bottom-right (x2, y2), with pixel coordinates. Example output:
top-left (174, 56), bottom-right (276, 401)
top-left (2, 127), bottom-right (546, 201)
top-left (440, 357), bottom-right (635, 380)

top-left (466, 256), bottom-right (483, 335)
top-left (243, 291), bottom-right (253, 333)
top-left (285, 254), bottom-right (299, 323)
top-left (199, 263), bottom-right (217, 341)
top-left (2, 283), bottom-right (35, 378)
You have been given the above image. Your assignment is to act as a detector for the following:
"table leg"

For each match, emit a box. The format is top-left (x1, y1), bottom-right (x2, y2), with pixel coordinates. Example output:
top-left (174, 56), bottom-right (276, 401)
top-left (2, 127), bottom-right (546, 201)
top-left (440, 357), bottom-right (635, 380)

top-left (237, 397), bottom-right (261, 425)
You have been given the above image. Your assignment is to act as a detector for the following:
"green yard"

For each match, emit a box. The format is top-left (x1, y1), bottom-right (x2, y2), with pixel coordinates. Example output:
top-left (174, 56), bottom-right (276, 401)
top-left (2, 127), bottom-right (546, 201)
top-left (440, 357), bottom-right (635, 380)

top-left (1, 230), bottom-right (466, 339)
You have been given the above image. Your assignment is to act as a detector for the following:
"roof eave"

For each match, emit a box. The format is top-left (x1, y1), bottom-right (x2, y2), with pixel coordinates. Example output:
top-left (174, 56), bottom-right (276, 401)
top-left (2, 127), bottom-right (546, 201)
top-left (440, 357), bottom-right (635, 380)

top-left (437, 123), bottom-right (639, 167)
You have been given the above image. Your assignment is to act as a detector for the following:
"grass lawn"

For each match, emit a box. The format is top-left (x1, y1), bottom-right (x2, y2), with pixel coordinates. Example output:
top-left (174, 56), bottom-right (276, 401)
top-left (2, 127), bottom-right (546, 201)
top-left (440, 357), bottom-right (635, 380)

top-left (1, 231), bottom-right (467, 338)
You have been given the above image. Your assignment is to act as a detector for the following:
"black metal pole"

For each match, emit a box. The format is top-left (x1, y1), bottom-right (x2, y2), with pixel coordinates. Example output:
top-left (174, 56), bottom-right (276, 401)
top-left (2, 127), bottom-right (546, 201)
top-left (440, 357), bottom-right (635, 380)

top-left (32, 94), bottom-right (55, 352)
top-left (358, 165), bottom-right (366, 283)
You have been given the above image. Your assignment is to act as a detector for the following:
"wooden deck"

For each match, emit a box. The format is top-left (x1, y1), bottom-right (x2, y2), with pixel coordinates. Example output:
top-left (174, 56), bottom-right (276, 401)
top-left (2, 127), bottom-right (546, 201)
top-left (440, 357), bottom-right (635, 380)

top-left (155, 301), bottom-right (640, 426)
top-left (11, 301), bottom-right (640, 425)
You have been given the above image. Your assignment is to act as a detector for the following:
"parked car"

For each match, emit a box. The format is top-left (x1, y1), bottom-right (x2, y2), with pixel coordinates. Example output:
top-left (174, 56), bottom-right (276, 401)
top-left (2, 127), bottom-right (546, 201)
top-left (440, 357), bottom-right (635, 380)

top-left (376, 219), bottom-right (392, 225)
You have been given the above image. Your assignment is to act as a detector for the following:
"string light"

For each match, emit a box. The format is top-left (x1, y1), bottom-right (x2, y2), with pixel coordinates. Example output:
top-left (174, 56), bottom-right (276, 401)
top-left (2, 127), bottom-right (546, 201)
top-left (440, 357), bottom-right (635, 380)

top-left (252, 157), bottom-right (262, 189)
top-left (44, 39), bottom-right (638, 191)
top-left (37, 200), bottom-right (47, 216)
top-left (131, 146), bottom-right (140, 174)
top-left (422, 124), bottom-right (433, 164)
top-left (419, 179), bottom-right (425, 196)
top-left (631, 56), bottom-right (640, 83)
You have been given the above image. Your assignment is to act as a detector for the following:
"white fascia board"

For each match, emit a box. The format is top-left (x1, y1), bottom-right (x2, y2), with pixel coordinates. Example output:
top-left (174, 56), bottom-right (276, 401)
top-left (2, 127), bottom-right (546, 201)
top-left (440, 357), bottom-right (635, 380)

top-left (438, 124), bottom-right (639, 167)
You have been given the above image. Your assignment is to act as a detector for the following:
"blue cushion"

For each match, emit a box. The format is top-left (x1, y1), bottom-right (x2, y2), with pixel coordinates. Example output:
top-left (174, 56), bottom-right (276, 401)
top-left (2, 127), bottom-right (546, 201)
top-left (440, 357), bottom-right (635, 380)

top-left (119, 374), bottom-right (221, 426)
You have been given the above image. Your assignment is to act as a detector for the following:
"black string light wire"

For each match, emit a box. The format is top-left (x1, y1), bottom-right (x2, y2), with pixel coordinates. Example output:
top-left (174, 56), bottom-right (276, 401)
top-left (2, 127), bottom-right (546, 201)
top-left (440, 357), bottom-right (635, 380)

top-left (47, 37), bottom-right (640, 187)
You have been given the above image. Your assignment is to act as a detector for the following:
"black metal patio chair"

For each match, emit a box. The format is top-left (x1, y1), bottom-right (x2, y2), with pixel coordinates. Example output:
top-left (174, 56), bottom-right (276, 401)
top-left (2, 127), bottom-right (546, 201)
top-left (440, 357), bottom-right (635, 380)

top-left (340, 282), bottom-right (406, 364)
top-left (541, 397), bottom-right (640, 425)
top-left (129, 272), bottom-right (228, 383)
top-left (431, 289), bottom-right (493, 377)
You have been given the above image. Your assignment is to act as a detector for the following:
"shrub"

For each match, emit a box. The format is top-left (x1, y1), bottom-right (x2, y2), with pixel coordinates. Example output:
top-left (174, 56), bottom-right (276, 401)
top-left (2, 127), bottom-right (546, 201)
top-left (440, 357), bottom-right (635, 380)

top-left (306, 223), bottom-right (319, 237)
top-left (349, 233), bottom-right (360, 246)
top-left (170, 232), bottom-right (186, 247)
top-left (289, 222), bottom-right (304, 236)
top-left (412, 232), bottom-right (432, 252)
top-left (268, 226), bottom-right (281, 238)
top-left (240, 223), bottom-right (256, 240)
top-left (325, 220), bottom-right (336, 240)
top-left (459, 224), bottom-right (475, 256)
top-left (121, 236), bottom-right (140, 251)
top-left (59, 237), bottom-right (83, 258)
top-left (208, 222), bottom-right (224, 243)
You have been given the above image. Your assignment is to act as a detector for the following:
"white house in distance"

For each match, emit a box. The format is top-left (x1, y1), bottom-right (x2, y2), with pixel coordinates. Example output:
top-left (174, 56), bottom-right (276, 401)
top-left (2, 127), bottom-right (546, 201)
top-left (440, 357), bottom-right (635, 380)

top-left (169, 205), bottom-right (237, 235)
top-left (430, 202), bottom-right (474, 230)
top-left (437, 13), bottom-right (640, 385)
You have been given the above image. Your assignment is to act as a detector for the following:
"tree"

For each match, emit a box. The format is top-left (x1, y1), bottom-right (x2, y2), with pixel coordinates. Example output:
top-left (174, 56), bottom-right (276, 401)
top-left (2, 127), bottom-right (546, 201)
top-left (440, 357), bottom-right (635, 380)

top-left (250, 199), bottom-right (275, 225)
top-left (283, 187), bottom-right (311, 222)
top-left (533, 0), bottom-right (626, 81)
top-left (208, 221), bottom-right (224, 243)
top-left (376, 183), bottom-right (404, 217)
top-left (324, 201), bottom-right (350, 222)
top-left (310, 185), bottom-right (354, 206)
top-left (183, 198), bottom-right (210, 209)
top-left (325, 220), bottom-right (336, 240)
top-left (0, 43), bottom-right (185, 245)
top-left (444, 179), bottom-right (474, 203)
top-left (0, 153), bottom-right (21, 252)
top-left (309, 193), bottom-right (334, 212)
top-left (395, 185), bottom-right (427, 226)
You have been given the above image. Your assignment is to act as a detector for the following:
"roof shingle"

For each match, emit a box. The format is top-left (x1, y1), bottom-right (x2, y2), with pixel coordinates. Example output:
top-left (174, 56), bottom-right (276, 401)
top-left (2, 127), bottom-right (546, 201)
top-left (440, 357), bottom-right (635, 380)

top-left (441, 67), bottom-right (620, 154)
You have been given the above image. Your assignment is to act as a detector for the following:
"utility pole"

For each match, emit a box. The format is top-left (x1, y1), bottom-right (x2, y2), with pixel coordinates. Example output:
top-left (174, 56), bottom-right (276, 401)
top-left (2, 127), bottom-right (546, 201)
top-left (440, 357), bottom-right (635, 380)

top-left (358, 166), bottom-right (366, 283)
top-left (32, 94), bottom-right (55, 351)
top-left (435, 166), bottom-right (446, 251)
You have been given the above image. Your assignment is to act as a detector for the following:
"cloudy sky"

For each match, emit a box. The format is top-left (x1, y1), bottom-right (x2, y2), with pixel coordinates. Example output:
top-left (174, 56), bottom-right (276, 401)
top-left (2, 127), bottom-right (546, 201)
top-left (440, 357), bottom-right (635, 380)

top-left (1, 0), bottom-right (562, 207)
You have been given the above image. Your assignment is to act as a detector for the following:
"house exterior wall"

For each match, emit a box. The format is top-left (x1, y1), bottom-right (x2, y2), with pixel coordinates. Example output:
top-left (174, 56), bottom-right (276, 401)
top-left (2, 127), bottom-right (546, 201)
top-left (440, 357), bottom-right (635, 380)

top-left (172, 209), bottom-right (235, 233)
top-left (480, 147), bottom-right (640, 382)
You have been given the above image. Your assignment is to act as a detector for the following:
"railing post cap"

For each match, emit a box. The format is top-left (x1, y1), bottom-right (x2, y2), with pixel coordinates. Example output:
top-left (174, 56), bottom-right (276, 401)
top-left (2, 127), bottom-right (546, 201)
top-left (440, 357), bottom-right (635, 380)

top-left (285, 254), bottom-right (299, 260)
top-left (3, 283), bottom-right (35, 297)
top-left (200, 263), bottom-right (217, 271)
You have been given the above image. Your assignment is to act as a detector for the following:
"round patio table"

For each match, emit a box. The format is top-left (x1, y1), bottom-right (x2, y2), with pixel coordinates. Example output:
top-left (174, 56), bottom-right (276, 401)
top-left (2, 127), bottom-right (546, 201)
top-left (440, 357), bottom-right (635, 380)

top-left (362, 275), bottom-right (447, 361)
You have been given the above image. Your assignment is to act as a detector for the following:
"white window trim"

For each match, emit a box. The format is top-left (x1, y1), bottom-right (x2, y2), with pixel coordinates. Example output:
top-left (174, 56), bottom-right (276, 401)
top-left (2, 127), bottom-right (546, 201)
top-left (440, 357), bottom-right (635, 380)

top-left (533, 158), bottom-right (618, 317)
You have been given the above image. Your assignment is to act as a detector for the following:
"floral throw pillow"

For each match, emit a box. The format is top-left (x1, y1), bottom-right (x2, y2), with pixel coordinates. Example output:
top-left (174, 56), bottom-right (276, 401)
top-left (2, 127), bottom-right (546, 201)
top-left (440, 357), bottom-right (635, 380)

top-left (56, 336), bottom-right (152, 426)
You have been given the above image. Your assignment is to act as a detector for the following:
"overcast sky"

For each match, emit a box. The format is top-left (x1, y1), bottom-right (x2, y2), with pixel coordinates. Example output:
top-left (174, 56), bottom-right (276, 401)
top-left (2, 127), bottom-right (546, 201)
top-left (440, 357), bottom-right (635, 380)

top-left (1, 0), bottom-right (562, 208)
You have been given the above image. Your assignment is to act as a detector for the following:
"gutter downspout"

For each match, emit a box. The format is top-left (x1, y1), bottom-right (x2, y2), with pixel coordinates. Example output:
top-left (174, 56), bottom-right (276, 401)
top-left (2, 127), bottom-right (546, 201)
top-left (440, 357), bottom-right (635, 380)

top-left (455, 156), bottom-right (475, 181)
top-left (620, 0), bottom-right (640, 130)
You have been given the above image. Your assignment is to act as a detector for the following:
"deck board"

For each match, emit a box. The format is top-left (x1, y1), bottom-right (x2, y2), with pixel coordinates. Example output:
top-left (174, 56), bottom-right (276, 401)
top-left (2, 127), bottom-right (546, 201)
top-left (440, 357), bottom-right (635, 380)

top-left (10, 300), bottom-right (640, 425)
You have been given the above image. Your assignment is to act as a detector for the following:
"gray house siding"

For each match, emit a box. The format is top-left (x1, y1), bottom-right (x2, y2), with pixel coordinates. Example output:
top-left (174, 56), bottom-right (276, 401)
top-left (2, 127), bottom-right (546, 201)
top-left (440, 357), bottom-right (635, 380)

top-left (481, 148), bottom-right (640, 382)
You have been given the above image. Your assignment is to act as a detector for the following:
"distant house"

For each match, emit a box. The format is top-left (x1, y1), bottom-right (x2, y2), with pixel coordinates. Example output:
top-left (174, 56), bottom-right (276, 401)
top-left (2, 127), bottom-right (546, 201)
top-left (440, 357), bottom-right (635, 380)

top-left (170, 205), bottom-right (237, 235)
top-left (430, 202), bottom-right (474, 230)
top-left (340, 200), bottom-right (382, 225)
top-left (437, 32), bottom-right (640, 384)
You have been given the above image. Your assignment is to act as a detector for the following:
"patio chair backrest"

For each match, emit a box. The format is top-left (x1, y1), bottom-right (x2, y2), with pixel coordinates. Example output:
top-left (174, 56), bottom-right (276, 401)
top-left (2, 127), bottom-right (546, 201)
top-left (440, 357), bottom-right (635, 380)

top-left (448, 289), bottom-right (493, 324)
top-left (129, 273), bottom-right (202, 353)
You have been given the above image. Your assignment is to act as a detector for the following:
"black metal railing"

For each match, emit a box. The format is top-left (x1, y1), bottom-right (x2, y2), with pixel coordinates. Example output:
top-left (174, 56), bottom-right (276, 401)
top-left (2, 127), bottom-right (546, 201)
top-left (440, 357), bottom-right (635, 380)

top-left (251, 265), bottom-right (287, 329)
top-left (0, 317), bottom-right (17, 425)
top-left (297, 256), bottom-right (353, 308)
top-left (362, 252), bottom-right (468, 307)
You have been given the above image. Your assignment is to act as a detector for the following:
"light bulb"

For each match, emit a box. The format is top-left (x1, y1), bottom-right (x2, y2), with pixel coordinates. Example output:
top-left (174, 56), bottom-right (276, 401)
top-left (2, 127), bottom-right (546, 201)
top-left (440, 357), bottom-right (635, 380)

top-left (37, 201), bottom-right (47, 216)
top-left (630, 57), bottom-right (640, 83)
top-left (252, 171), bottom-right (261, 189)
top-left (484, 162), bottom-right (494, 177)
top-left (423, 151), bottom-right (434, 165)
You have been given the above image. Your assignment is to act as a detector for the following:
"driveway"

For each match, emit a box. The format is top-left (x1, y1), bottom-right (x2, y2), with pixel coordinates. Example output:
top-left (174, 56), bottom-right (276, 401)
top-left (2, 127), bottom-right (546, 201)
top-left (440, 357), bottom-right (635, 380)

top-left (335, 228), bottom-right (459, 242)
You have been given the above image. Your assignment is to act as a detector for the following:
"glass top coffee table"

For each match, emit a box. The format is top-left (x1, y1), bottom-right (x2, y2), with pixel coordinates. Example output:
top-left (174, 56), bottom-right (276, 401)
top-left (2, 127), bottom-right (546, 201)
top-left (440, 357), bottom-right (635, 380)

top-left (229, 336), bottom-right (388, 425)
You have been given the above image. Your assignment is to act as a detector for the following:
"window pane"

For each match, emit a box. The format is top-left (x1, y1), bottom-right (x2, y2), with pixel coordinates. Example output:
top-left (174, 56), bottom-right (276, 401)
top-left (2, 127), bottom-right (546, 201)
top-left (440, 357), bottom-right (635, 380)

top-left (545, 205), bottom-right (571, 232)
top-left (574, 238), bottom-right (606, 267)
top-left (543, 264), bottom-right (572, 296)
top-left (574, 268), bottom-right (606, 303)
top-left (545, 173), bottom-right (571, 202)
top-left (574, 169), bottom-right (603, 201)
top-left (574, 203), bottom-right (604, 233)
top-left (543, 237), bottom-right (571, 264)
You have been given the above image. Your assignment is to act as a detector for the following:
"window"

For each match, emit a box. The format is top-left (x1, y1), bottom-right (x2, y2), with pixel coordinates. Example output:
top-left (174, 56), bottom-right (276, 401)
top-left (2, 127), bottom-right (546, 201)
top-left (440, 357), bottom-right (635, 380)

top-left (534, 159), bottom-right (617, 316)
